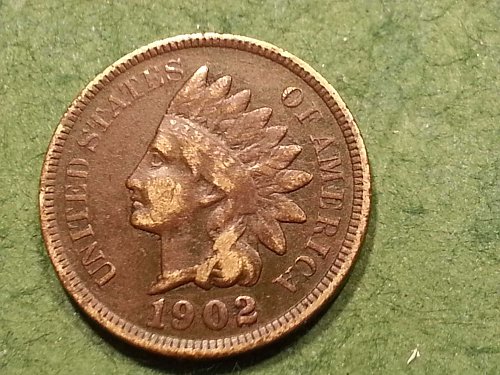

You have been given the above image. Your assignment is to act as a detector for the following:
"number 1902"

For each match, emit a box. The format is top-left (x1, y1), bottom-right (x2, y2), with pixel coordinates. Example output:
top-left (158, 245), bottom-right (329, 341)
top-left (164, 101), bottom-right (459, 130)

top-left (147, 296), bottom-right (257, 331)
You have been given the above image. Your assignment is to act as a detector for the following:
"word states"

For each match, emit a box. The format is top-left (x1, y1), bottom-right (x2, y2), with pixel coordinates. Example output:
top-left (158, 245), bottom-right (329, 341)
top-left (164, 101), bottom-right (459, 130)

top-left (147, 296), bottom-right (257, 331)
top-left (77, 59), bottom-right (184, 152)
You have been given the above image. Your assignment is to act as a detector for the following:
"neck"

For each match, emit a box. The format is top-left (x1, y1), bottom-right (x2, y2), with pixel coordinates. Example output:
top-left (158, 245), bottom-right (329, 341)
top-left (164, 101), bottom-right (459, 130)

top-left (159, 217), bottom-right (208, 276)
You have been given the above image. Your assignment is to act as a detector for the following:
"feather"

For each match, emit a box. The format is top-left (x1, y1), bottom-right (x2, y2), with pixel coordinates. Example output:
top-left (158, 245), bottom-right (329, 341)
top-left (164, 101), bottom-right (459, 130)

top-left (239, 108), bottom-right (272, 129)
top-left (250, 163), bottom-right (277, 177)
top-left (168, 65), bottom-right (208, 113)
top-left (224, 126), bottom-right (264, 149)
top-left (268, 193), bottom-right (307, 222)
top-left (254, 213), bottom-right (286, 255)
top-left (219, 90), bottom-right (251, 116)
top-left (260, 126), bottom-right (287, 149)
top-left (223, 108), bottom-right (274, 150)
top-left (265, 145), bottom-right (302, 169)
top-left (208, 75), bottom-right (232, 99)
top-left (274, 170), bottom-right (313, 192)
top-left (241, 126), bottom-right (287, 162)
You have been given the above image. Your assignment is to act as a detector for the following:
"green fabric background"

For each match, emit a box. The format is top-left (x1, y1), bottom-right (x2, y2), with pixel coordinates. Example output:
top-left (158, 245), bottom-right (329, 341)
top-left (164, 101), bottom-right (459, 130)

top-left (0, 0), bottom-right (498, 374)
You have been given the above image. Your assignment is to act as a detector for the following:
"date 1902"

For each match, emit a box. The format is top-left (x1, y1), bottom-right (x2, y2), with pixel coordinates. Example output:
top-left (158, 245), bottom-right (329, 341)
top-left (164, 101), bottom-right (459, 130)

top-left (147, 296), bottom-right (258, 331)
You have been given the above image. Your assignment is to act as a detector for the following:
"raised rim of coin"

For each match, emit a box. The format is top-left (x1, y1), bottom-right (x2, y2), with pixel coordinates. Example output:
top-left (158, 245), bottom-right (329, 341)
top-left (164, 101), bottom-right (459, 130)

top-left (39, 33), bottom-right (371, 358)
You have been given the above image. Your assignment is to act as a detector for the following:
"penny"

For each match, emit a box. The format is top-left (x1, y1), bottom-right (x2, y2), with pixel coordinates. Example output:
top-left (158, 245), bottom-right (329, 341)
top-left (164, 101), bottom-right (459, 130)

top-left (39, 33), bottom-right (370, 359)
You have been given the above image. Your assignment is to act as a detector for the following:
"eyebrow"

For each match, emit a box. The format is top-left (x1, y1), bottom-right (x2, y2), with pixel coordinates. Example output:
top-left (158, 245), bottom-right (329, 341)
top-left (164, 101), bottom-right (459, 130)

top-left (150, 144), bottom-right (161, 153)
top-left (151, 137), bottom-right (171, 154)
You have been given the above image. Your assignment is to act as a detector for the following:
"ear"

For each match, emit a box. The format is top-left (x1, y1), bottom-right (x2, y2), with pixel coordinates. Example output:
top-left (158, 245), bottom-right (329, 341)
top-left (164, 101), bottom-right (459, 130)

top-left (197, 179), bottom-right (226, 206)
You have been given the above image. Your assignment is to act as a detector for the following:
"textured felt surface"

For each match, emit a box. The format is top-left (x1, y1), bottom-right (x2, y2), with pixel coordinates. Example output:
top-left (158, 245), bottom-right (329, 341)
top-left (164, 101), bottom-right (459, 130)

top-left (0, 0), bottom-right (499, 374)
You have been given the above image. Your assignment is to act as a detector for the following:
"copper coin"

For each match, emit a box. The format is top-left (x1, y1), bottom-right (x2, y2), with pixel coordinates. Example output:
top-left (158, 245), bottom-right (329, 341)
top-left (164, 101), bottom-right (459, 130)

top-left (39, 33), bottom-right (370, 359)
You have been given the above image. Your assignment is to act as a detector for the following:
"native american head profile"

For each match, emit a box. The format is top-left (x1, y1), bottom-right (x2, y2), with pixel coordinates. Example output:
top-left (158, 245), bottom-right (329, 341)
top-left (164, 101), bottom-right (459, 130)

top-left (126, 66), bottom-right (313, 294)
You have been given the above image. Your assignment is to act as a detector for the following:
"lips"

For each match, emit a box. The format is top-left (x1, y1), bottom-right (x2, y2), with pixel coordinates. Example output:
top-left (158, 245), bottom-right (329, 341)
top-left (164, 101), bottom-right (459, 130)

top-left (130, 190), bottom-right (146, 211)
top-left (132, 200), bottom-right (144, 210)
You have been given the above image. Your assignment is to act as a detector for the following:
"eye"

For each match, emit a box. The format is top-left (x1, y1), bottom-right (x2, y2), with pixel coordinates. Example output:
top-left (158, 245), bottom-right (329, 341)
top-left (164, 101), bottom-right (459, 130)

top-left (150, 151), bottom-right (164, 168)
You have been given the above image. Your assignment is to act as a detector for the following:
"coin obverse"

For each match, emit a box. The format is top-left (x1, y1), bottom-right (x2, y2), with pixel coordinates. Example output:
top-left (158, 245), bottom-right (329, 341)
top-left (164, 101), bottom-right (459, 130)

top-left (39, 33), bottom-right (370, 359)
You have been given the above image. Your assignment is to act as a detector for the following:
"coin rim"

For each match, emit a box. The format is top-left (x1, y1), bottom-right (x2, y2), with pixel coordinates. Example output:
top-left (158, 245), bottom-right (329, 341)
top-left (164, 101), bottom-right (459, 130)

top-left (39, 33), bottom-right (371, 359)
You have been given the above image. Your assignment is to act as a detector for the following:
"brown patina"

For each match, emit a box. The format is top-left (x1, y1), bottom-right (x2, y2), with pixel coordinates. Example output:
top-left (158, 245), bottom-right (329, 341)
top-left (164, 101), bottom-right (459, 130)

top-left (39, 33), bottom-right (371, 358)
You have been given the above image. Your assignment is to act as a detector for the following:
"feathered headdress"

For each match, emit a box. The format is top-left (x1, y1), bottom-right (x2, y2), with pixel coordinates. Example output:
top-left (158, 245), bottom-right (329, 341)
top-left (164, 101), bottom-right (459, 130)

top-left (165, 66), bottom-right (313, 255)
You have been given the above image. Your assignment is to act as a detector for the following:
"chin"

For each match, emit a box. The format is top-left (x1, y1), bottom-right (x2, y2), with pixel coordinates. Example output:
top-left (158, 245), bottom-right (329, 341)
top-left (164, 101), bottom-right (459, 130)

top-left (130, 211), bottom-right (155, 231)
top-left (130, 210), bottom-right (169, 234)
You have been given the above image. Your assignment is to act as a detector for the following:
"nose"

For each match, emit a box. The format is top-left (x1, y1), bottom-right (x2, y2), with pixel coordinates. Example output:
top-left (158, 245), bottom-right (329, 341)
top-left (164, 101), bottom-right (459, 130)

top-left (126, 173), bottom-right (140, 190)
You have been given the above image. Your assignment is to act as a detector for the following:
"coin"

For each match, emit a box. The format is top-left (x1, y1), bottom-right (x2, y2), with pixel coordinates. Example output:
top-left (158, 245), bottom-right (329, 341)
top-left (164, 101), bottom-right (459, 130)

top-left (39, 33), bottom-right (370, 359)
